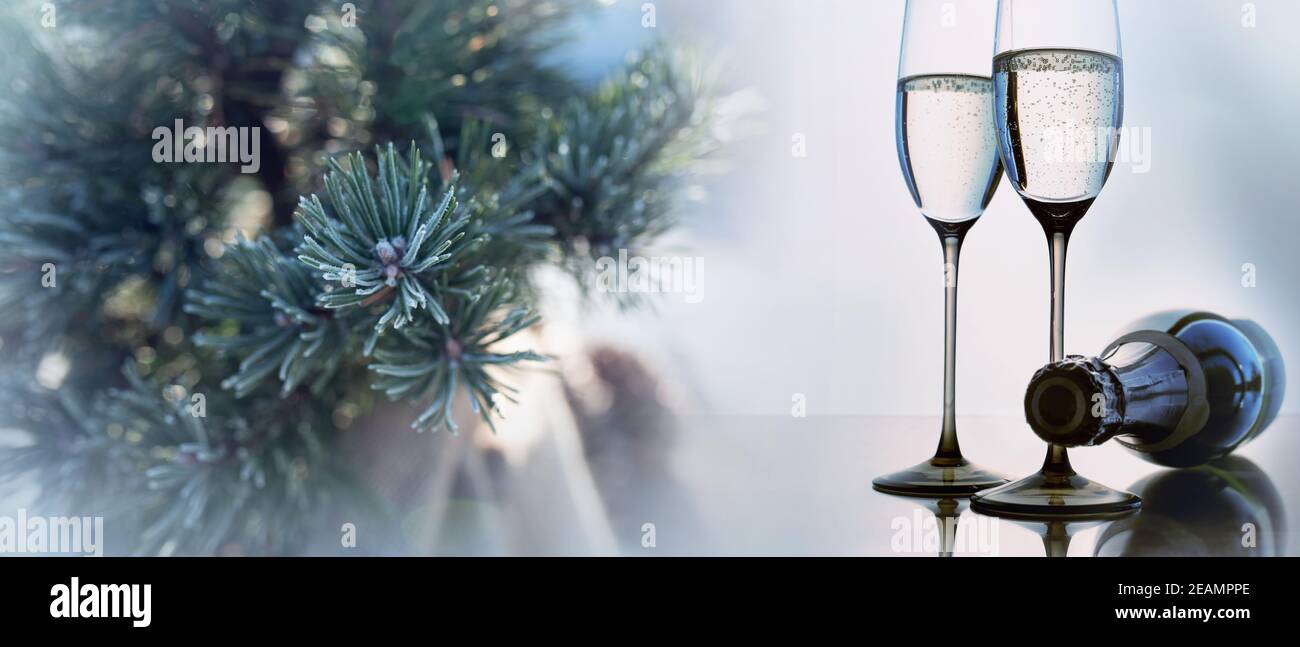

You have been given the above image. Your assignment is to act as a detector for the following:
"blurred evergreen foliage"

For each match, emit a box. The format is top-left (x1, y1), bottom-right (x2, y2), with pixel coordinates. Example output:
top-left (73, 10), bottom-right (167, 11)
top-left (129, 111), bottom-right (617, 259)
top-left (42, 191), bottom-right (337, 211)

top-left (0, 0), bottom-right (721, 555)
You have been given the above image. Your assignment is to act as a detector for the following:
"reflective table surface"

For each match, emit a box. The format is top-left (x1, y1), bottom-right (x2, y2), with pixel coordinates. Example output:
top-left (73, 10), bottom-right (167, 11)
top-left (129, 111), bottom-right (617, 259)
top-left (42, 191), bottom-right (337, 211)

top-left (666, 414), bottom-right (1298, 556)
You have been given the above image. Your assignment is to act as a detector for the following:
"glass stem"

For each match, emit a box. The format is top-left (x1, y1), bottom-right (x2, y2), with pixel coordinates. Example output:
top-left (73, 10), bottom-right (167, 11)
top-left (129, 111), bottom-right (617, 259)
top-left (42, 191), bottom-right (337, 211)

top-left (1041, 521), bottom-right (1072, 558)
top-left (1047, 229), bottom-right (1069, 362)
top-left (1042, 227), bottom-right (1076, 477)
top-left (928, 218), bottom-right (972, 463)
top-left (936, 502), bottom-right (960, 558)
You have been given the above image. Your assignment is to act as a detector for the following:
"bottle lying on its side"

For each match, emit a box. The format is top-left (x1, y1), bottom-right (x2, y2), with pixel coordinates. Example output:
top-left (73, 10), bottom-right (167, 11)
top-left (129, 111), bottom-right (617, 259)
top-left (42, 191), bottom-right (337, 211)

top-left (1022, 311), bottom-right (1285, 468)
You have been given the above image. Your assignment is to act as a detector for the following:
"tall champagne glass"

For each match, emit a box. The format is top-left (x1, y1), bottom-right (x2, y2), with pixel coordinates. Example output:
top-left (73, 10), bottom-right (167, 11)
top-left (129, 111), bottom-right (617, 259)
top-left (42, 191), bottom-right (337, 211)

top-left (971, 0), bottom-right (1139, 518)
top-left (873, 0), bottom-right (1008, 496)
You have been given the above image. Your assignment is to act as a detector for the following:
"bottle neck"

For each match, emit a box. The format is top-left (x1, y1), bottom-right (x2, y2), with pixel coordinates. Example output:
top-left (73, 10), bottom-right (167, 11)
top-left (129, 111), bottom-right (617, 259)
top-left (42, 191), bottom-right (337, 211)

top-left (1025, 342), bottom-right (1191, 448)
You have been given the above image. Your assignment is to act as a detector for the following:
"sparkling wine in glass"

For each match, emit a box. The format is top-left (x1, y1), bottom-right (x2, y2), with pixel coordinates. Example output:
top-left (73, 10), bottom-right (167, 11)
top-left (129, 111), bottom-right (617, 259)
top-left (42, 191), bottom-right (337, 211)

top-left (970, 0), bottom-right (1139, 519)
top-left (873, 0), bottom-right (1008, 497)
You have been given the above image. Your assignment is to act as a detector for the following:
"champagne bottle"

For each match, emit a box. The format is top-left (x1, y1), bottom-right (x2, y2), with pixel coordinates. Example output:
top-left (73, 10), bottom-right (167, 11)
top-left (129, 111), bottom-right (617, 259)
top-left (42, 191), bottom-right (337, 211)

top-left (1022, 311), bottom-right (1285, 467)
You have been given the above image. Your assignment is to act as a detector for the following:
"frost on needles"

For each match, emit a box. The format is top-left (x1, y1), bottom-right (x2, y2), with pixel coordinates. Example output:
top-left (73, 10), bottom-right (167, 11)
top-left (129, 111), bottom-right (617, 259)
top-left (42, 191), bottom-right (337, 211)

top-left (190, 144), bottom-right (544, 433)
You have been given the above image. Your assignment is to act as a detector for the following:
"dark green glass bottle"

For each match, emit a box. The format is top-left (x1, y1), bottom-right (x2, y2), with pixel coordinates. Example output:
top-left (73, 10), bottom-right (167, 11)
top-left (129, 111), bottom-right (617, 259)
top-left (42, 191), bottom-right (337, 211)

top-left (1022, 311), bottom-right (1285, 468)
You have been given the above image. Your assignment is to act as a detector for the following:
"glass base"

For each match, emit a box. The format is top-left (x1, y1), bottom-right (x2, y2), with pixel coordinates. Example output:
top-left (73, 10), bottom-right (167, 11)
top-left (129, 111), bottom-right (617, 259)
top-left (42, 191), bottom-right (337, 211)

top-left (970, 470), bottom-right (1141, 521)
top-left (872, 456), bottom-right (1008, 497)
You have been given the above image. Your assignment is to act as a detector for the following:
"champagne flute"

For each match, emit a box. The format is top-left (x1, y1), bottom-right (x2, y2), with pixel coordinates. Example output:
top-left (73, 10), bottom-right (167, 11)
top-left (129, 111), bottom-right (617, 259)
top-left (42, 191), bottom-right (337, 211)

top-left (971, 0), bottom-right (1139, 518)
top-left (873, 0), bottom-right (1008, 497)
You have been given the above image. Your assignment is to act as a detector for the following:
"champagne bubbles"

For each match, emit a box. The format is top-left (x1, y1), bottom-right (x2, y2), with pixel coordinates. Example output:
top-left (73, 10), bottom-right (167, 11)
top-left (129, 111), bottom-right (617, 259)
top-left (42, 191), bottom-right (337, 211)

top-left (994, 49), bottom-right (1123, 203)
top-left (895, 75), bottom-right (1003, 223)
